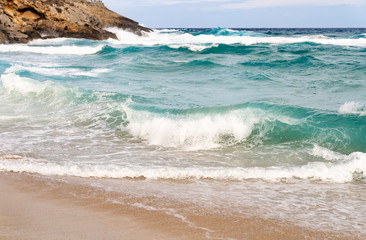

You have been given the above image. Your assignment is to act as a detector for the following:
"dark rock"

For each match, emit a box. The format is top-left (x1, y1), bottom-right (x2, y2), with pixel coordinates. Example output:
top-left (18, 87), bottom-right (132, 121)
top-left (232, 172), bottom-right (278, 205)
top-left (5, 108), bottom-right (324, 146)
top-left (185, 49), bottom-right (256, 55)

top-left (0, 30), bottom-right (8, 43)
top-left (0, 0), bottom-right (152, 44)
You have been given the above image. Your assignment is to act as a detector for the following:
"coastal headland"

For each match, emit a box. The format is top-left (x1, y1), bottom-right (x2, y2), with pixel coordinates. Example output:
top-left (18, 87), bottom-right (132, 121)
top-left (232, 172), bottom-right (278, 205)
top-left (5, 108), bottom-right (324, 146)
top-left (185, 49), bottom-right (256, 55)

top-left (0, 0), bottom-right (152, 44)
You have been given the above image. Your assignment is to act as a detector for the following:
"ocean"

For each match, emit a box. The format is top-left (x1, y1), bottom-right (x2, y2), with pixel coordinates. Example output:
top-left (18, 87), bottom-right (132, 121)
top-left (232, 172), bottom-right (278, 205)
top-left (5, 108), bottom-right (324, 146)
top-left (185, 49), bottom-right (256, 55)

top-left (1, 28), bottom-right (366, 238)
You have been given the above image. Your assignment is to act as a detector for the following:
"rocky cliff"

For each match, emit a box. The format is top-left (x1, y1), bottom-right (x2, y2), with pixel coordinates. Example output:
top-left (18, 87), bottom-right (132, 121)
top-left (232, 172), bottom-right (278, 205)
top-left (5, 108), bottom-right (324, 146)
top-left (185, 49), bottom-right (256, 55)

top-left (0, 0), bottom-right (152, 43)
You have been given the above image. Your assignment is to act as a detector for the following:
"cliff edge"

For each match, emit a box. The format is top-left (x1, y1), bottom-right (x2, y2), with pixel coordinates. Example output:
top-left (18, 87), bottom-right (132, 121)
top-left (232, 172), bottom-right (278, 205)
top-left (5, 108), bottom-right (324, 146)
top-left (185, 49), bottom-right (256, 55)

top-left (0, 0), bottom-right (152, 43)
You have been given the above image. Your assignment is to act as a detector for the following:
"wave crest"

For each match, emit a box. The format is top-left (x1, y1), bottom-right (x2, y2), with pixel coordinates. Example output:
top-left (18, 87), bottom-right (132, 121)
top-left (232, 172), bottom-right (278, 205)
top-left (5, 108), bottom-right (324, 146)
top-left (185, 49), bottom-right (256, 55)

top-left (125, 108), bottom-right (258, 150)
top-left (5, 64), bottom-right (110, 78)
top-left (0, 44), bottom-right (104, 55)
top-left (339, 101), bottom-right (366, 115)
top-left (107, 28), bottom-right (366, 52)
top-left (2, 69), bottom-right (366, 153)
top-left (1, 72), bottom-right (74, 99)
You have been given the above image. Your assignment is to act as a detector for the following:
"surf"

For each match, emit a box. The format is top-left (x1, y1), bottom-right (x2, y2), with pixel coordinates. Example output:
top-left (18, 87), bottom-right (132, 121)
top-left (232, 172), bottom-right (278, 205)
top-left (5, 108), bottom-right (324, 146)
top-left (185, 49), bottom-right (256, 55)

top-left (1, 144), bottom-right (365, 182)
top-left (0, 43), bottom-right (105, 55)
top-left (107, 28), bottom-right (366, 51)
top-left (1, 68), bottom-right (366, 154)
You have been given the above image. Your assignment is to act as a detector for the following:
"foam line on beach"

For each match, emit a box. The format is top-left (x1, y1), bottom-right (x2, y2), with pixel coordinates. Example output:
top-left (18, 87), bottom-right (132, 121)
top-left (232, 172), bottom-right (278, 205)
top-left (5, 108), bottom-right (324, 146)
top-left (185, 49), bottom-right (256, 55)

top-left (1, 146), bottom-right (365, 182)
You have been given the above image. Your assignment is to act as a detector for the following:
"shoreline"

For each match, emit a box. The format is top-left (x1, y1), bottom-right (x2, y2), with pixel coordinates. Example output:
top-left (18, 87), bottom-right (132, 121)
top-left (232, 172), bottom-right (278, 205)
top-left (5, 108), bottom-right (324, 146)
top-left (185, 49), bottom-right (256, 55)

top-left (0, 172), bottom-right (205, 240)
top-left (0, 172), bottom-right (361, 240)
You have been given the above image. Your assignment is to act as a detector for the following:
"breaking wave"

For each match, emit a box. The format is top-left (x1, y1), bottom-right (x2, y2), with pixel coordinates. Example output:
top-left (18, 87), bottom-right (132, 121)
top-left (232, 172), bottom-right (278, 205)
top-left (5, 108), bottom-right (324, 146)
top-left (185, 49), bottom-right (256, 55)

top-left (0, 44), bottom-right (105, 55)
top-left (1, 69), bottom-right (366, 153)
top-left (339, 101), bottom-right (366, 116)
top-left (107, 28), bottom-right (366, 51)
top-left (5, 64), bottom-right (110, 78)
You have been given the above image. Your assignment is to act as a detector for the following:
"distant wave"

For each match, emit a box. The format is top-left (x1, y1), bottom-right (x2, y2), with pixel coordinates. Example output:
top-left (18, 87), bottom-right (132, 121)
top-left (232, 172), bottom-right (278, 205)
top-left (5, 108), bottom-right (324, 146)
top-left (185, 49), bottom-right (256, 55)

top-left (28, 38), bottom-right (75, 45)
top-left (0, 44), bottom-right (105, 55)
top-left (6, 64), bottom-right (110, 78)
top-left (179, 59), bottom-right (223, 67)
top-left (106, 28), bottom-right (366, 51)
top-left (240, 55), bottom-right (323, 68)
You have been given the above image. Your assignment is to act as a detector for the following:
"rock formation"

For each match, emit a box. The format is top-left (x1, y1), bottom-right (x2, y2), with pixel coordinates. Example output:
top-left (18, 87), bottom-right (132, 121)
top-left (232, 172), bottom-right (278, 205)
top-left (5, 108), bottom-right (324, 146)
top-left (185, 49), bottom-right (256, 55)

top-left (0, 0), bottom-right (152, 43)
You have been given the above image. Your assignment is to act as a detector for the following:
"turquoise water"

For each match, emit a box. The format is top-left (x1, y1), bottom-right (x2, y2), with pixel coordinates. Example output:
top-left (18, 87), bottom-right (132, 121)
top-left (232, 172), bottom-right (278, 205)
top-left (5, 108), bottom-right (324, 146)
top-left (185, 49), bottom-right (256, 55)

top-left (0, 28), bottom-right (366, 234)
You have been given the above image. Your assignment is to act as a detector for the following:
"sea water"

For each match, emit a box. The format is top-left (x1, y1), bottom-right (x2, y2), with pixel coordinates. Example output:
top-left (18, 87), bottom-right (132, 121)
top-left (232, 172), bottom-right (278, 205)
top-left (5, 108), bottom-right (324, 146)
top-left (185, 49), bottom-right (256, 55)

top-left (0, 28), bottom-right (366, 236)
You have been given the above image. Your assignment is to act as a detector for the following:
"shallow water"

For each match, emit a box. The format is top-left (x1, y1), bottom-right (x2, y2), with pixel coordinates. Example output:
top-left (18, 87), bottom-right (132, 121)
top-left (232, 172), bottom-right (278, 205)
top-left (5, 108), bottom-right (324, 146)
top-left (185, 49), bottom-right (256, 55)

top-left (0, 28), bottom-right (366, 237)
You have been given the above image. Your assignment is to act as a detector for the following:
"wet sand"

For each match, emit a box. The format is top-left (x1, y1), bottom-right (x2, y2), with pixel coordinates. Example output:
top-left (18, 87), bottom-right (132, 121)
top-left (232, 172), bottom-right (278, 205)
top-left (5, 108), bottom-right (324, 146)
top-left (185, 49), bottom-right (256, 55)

top-left (0, 172), bottom-right (206, 240)
top-left (0, 172), bottom-right (361, 240)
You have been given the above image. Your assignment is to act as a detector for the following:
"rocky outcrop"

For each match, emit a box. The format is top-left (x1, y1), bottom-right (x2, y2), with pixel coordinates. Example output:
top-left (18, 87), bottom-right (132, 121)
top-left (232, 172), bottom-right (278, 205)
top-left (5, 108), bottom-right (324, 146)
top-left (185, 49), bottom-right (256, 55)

top-left (0, 0), bottom-right (152, 43)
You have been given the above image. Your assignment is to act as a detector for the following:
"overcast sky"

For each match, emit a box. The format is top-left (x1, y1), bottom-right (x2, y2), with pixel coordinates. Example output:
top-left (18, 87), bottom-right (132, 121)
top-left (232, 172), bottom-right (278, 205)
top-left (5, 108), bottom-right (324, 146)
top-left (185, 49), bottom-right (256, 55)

top-left (103, 0), bottom-right (366, 28)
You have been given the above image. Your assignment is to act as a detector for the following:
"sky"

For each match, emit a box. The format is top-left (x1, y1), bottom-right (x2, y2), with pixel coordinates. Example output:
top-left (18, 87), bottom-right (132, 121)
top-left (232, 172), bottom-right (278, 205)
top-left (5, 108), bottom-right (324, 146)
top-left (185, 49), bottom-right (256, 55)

top-left (102, 0), bottom-right (366, 28)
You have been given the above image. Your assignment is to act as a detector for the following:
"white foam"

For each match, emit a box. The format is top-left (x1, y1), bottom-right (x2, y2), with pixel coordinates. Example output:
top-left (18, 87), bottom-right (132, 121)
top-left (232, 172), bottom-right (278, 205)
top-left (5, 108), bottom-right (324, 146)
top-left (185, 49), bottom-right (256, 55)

top-left (122, 104), bottom-right (303, 150)
top-left (0, 72), bottom-right (76, 107)
top-left (0, 44), bottom-right (104, 55)
top-left (2, 72), bottom-right (49, 94)
top-left (2, 72), bottom-right (65, 94)
top-left (28, 38), bottom-right (72, 45)
top-left (6, 64), bottom-right (110, 78)
top-left (1, 147), bottom-right (365, 182)
top-left (124, 107), bottom-right (259, 150)
top-left (311, 145), bottom-right (345, 161)
top-left (131, 202), bottom-right (214, 235)
top-left (107, 28), bottom-right (366, 51)
top-left (338, 101), bottom-right (366, 115)
top-left (299, 34), bottom-right (327, 39)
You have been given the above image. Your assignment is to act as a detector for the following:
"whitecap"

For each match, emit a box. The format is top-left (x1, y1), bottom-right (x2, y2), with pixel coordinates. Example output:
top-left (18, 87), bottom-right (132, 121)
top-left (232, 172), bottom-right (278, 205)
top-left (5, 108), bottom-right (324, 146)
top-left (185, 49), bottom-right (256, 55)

top-left (28, 38), bottom-right (73, 45)
top-left (0, 71), bottom-right (77, 108)
top-left (0, 44), bottom-right (105, 55)
top-left (106, 28), bottom-right (366, 51)
top-left (6, 64), bottom-right (110, 77)
top-left (123, 107), bottom-right (259, 150)
top-left (338, 101), bottom-right (366, 115)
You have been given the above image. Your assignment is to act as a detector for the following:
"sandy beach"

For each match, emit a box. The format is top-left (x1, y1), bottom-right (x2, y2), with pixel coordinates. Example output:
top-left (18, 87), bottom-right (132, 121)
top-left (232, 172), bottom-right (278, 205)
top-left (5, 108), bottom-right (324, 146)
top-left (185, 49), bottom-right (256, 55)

top-left (0, 172), bottom-right (212, 240)
top-left (1, 172), bottom-right (361, 240)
